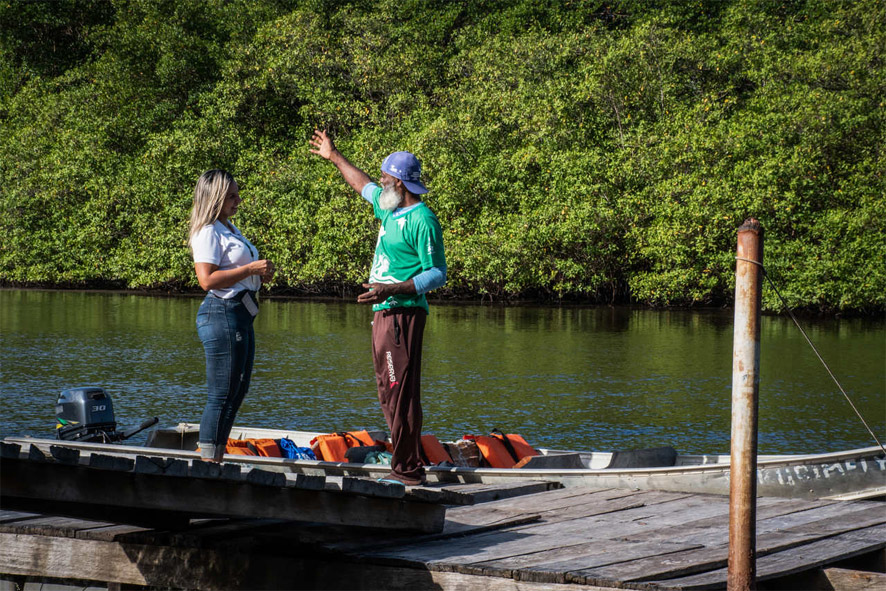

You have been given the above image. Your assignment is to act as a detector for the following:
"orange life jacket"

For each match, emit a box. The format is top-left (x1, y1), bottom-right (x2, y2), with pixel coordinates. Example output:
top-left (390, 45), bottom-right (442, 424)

top-left (250, 438), bottom-right (283, 458)
top-left (420, 434), bottom-right (453, 465)
top-left (491, 431), bottom-right (539, 462)
top-left (225, 439), bottom-right (257, 456)
top-left (347, 430), bottom-right (379, 447)
top-left (310, 431), bottom-right (384, 462)
top-left (470, 431), bottom-right (539, 468)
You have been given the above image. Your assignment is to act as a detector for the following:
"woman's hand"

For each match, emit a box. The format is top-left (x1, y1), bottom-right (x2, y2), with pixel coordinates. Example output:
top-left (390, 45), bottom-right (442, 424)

top-left (250, 259), bottom-right (275, 277)
top-left (251, 259), bottom-right (276, 283)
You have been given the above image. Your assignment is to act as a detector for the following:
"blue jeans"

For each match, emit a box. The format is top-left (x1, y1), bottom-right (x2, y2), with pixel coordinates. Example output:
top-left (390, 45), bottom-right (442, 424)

top-left (196, 293), bottom-right (256, 460)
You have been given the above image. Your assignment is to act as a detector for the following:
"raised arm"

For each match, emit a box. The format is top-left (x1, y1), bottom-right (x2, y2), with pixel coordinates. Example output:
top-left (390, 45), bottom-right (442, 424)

top-left (309, 129), bottom-right (372, 194)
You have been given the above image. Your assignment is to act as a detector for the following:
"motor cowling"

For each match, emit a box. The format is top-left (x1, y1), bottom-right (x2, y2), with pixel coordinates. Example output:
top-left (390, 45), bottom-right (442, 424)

top-left (56, 386), bottom-right (117, 442)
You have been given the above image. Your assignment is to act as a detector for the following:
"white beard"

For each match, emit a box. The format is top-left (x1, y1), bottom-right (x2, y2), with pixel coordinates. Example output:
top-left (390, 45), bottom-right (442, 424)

top-left (378, 184), bottom-right (403, 211)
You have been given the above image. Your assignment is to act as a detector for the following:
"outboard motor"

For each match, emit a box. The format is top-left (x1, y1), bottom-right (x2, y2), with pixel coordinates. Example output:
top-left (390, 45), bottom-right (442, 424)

top-left (55, 387), bottom-right (158, 443)
top-left (56, 386), bottom-right (117, 442)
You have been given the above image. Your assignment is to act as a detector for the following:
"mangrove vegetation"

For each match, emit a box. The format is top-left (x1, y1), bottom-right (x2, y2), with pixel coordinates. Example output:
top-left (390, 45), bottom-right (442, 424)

top-left (1, 0), bottom-right (883, 312)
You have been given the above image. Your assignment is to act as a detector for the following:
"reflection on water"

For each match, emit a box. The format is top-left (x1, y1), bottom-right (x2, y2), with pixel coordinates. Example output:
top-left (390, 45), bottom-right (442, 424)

top-left (1, 290), bottom-right (883, 454)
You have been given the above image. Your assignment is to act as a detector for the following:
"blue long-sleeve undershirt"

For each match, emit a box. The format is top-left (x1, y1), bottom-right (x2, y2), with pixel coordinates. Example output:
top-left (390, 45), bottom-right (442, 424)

top-left (412, 265), bottom-right (447, 294)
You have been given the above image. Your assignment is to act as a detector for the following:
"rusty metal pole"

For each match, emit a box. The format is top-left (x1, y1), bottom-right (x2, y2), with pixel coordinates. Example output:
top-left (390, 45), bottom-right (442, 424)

top-left (728, 218), bottom-right (763, 591)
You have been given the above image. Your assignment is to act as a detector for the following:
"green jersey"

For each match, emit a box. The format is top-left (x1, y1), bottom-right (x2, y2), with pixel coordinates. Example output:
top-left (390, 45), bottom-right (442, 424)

top-left (366, 184), bottom-right (446, 312)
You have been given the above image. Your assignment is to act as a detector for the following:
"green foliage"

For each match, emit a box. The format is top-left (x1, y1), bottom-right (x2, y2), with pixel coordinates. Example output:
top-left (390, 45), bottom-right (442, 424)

top-left (1, 0), bottom-right (883, 313)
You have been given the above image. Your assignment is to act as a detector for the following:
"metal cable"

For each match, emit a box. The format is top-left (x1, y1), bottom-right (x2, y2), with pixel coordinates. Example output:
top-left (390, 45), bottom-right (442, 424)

top-left (736, 256), bottom-right (886, 454)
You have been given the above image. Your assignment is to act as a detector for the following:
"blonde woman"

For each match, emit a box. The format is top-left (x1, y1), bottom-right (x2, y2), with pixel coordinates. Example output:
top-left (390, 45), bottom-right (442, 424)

top-left (189, 170), bottom-right (275, 462)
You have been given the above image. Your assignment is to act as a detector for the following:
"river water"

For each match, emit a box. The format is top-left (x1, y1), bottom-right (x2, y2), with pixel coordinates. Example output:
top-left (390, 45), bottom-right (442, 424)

top-left (1, 289), bottom-right (883, 454)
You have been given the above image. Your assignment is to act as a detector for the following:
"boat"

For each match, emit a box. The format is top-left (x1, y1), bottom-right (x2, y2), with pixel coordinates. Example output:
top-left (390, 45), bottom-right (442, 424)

top-left (7, 422), bottom-right (884, 501)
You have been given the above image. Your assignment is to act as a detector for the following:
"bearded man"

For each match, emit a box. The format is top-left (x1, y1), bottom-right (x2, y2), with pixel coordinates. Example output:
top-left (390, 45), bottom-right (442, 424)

top-left (309, 129), bottom-right (447, 486)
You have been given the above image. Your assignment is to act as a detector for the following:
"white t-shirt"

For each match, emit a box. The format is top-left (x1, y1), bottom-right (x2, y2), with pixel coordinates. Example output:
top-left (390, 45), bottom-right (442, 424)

top-left (191, 220), bottom-right (260, 298)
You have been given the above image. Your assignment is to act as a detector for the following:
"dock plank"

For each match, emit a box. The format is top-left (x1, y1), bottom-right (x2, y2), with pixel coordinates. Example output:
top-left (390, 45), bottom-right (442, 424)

top-left (642, 524), bottom-right (886, 590)
top-left (569, 502), bottom-right (886, 584)
top-left (455, 489), bottom-right (692, 534)
top-left (617, 497), bottom-right (872, 546)
top-left (75, 523), bottom-right (153, 542)
top-left (823, 567), bottom-right (886, 591)
top-left (433, 486), bottom-right (627, 517)
top-left (405, 480), bottom-right (556, 505)
top-left (1, 455), bottom-right (445, 533)
top-left (0, 515), bottom-right (115, 538)
top-left (0, 510), bottom-right (40, 524)
top-left (468, 539), bottom-right (703, 584)
top-left (510, 492), bottom-right (724, 536)
top-left (3, 479), bottom-right (884, 590)
top-left (362, 528), bottom-right (589, 567)
top-left (574, 526), bottom-right (857, 584)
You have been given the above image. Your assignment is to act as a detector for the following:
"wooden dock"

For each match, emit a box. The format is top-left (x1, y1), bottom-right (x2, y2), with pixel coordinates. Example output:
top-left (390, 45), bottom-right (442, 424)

top-left (2, 439), bottom-right (885, 589)
top-left (0, 441), bottom-right (448, 533)
top-left (2, 484), bottom-right (884, 589)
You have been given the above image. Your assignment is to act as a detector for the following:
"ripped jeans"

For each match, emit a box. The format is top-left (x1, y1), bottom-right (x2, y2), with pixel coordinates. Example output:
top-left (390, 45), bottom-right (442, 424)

top-left (196, 293), bottom-right (256, 460)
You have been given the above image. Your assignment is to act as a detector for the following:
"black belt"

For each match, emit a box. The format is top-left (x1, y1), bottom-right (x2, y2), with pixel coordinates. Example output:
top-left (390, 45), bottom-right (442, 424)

top-left (211, 290), bottom-right (257, 301)
top-left (233, 290), bottom-right (257, 302)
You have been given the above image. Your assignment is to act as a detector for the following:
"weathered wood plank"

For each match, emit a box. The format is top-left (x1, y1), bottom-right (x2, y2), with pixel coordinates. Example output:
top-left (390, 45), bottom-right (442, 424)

top-left (133, 455), bottom-right (189, 477)
top-left (0, 531), bottom-right (244, 587)
top-left (355, 490), bottom-right (707, 569)
top-left (188, 458), bottom-right (223, 479)
top-left (283, 472), bottom-right (326, 490)
top-left (562, 507), bottom-right (886, 585)
top-left (49, 445), bottom-right (80, 465)
top-left (248, 508), bottom-right (544, 563)
top-left (823, 567), bottom-right (886, 591)
top-left (342, 476), bottom-right (406, 499)
top-left (363, 533), bottom-right (578, 568)
top-left (75, 523), bottom-right (153, 542)
top-left (0, 510), bottom-right (40, 524)
top-left (507, 492), bottom-right (726, 538)
top-left (244, 467), bottom-right (286, 487)
top-left (303, 556), bottom-right (619, 591)
top-left (412, 487), bottom-right (633, 540)
top-left (431, 486), bottom-right (623, 518)
top-left (0, 496), bottom-right (195, 530)
top-left (405, 480), bottom-right (554, 505)
top-left (466, 539), bottom-right (702, 584)
top-left (617, 497), bottom-right (868, 547)
top-left (0, 529), bottom-right (619, 590)
top-left (0, 516), bottom-right (114, 538)
top-left (577, 526), bottom-right (834, 584)
top-left (638, 527), bottom-right (886, 590)
top-left (27, 445), bottom-right (46, 462)
top-left (354, 495), bottom-right (652, 564)
top-left (89, 453), bottom-right (135, 472)
top-left (1, 456), bottom-right (444, 532)
top-left (0, 442), bottom-right (21, 459)
top-left (361, 525), bottom-right (635, 568)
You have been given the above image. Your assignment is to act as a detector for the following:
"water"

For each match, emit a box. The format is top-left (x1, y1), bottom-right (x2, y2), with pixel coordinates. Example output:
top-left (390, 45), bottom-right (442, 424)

top-left (1, 289), bottom-right (883, 454)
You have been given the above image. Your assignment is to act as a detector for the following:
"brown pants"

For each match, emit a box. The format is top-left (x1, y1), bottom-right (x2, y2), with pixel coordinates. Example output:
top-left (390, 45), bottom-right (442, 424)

top-left (372, 307), bottom-right (427, 483)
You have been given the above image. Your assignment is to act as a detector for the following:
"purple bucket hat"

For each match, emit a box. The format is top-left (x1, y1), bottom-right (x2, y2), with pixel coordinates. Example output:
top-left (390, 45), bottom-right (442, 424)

top-left (381, 151), bottom-right (428, 195)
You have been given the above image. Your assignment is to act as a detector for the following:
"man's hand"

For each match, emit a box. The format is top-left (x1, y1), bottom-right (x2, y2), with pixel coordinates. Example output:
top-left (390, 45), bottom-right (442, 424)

top-left (357, 281), bottom-right (416, 304)
top-left (309, 129), bottom-right (336, 160)
top-left (308, 128), bottom-right (372, 193)
top-left (357, 283), bottom-right (392, 304)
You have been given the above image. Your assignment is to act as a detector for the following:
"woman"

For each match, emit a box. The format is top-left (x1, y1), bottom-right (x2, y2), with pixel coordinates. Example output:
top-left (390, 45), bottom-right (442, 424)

top-left (189, 170), bottom-right (275, 462)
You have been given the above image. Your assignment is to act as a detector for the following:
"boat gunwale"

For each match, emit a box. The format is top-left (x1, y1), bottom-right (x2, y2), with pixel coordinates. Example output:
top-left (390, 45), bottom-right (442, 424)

top-left (5, 431), bottom-right (883, 478)
top-left (166, 422), bottom-right (886, 470)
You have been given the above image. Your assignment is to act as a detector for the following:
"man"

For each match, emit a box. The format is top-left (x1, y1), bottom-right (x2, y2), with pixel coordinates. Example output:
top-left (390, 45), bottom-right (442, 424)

top-left (309, 129), bottom-right (447, 486)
